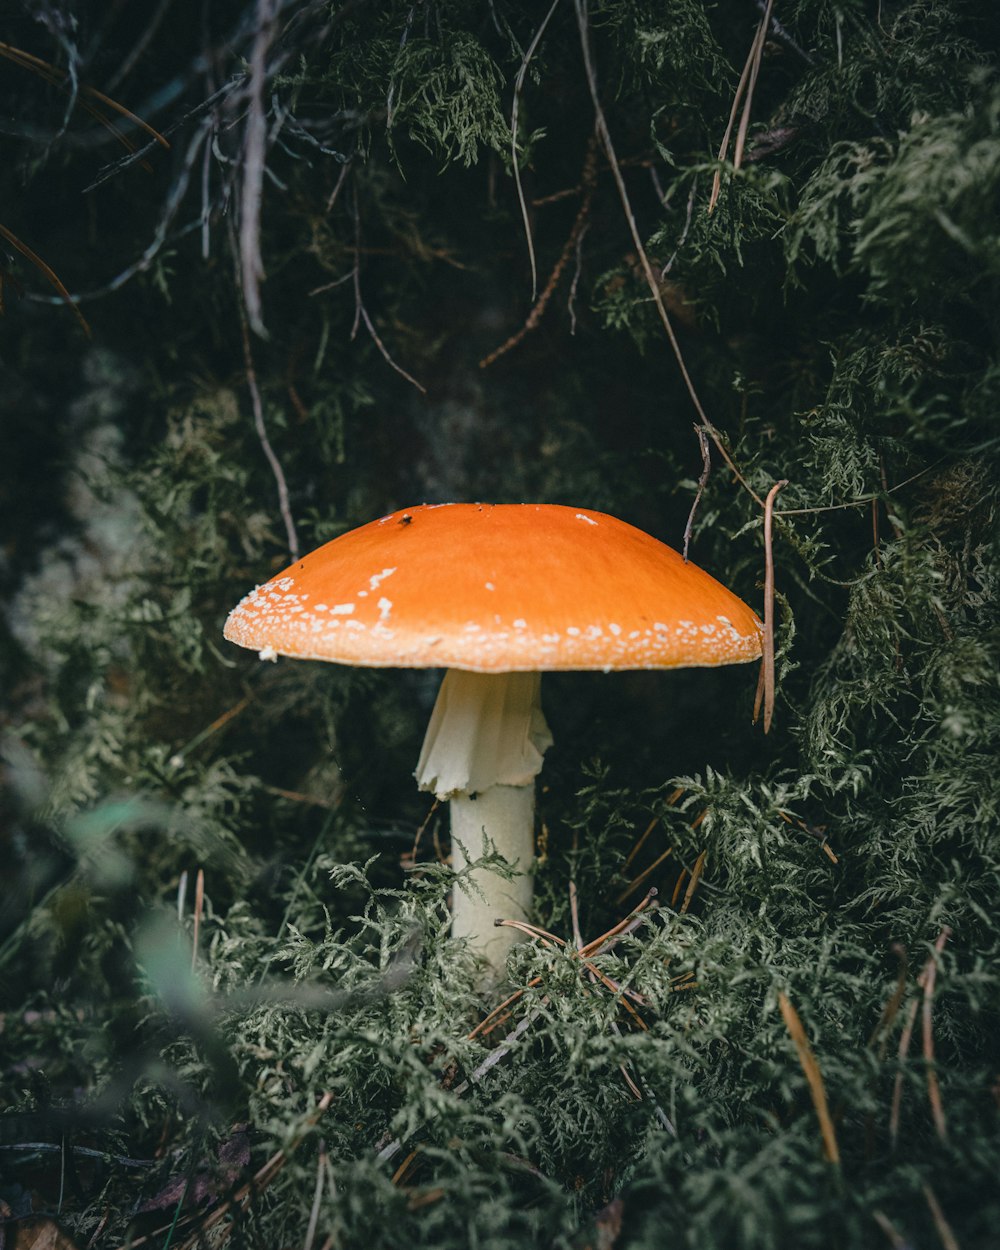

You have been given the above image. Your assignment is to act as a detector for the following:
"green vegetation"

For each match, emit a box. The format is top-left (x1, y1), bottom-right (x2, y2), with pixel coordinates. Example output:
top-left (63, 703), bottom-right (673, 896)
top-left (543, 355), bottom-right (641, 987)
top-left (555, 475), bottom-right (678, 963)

top-left (1, 2), bottom-right (997, 1246)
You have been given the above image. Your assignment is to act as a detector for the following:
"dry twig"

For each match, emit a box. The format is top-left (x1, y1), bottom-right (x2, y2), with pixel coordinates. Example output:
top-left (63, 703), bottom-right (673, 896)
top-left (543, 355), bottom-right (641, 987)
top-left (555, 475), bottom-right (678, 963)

top-left (191, 868), bottom-right (205, 974)
top-left (890, 995), bottom-right (920, 1147)
top-left (349, 181), bottom-right (427, 393)
top-left (615, 848), bottom-right (672, 906)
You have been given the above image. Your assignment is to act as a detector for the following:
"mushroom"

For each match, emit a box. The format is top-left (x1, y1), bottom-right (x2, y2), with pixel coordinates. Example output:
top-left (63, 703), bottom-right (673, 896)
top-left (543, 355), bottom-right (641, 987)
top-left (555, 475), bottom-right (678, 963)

top-left (223, 503), bottom-right (763, 978)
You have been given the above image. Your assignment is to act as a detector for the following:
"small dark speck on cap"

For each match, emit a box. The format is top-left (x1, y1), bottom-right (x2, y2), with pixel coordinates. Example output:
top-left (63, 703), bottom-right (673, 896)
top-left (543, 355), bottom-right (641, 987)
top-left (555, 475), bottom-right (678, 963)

top-left (399, 514), bottom-right (412, 525)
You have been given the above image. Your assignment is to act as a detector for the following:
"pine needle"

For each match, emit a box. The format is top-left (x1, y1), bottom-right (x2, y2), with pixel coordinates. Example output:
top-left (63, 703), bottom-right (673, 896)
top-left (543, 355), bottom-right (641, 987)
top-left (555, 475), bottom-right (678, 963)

top-left (679, 850), bottom-right (707, 915)
top-left (778, 991), bottom-right (841, 1166)
top-left (0, 222), bottom-right (90, 336)
top-left (0, 41), bottom-right (169, 154)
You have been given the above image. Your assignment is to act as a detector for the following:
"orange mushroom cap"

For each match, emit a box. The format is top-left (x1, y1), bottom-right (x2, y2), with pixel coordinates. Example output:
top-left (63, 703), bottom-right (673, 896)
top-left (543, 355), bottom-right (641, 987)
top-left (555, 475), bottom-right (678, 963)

top-left (223, 503), bottom-right (763, 673)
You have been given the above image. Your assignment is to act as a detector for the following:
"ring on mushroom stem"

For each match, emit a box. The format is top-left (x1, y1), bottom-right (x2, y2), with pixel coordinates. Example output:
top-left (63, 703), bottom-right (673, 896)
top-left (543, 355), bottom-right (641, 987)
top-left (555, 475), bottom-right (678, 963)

top-left (223, 503), bottom-right (763, 982)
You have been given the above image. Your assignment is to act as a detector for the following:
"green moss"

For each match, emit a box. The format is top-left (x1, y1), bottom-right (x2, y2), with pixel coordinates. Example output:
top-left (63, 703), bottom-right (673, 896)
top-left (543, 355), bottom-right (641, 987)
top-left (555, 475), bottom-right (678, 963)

top-left (1, 1), bottom-right (998, 1246)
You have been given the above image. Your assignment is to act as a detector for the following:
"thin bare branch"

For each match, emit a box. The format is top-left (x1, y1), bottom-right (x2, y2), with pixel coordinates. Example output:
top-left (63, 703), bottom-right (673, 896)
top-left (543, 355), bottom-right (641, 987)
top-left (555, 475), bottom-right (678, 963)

top-left (359, 304), bottom-right (428, 394)
top-left (580, 889), bottom-right (658, 958)
top-left (326, 159), bottom-right (352, 213)
top-left (660, 177), bottom-right (698, 277)
top-left (240, 311), bottom-right (300, 560)
top-left (349, 178), bottom-right (427, 392)
top-left (481, 133), bottom-right (597, 369)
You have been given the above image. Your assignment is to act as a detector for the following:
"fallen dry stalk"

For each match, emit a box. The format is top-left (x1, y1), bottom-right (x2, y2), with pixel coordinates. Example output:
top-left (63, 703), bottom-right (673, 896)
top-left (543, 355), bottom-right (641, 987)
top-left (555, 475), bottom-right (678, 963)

top-left (778, 991), bottom-right (841, 1166)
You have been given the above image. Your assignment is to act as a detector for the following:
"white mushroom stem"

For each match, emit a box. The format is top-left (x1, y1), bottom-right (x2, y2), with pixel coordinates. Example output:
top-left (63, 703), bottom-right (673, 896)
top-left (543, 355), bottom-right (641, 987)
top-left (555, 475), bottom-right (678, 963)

top-left (415, 669), bottom-right (552, 976)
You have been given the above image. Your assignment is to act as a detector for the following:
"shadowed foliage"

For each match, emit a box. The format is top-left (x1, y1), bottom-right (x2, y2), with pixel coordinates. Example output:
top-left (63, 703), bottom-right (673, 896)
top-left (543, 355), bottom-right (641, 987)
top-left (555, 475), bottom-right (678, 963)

top-left (1, 2), bottom-right (998, 1247)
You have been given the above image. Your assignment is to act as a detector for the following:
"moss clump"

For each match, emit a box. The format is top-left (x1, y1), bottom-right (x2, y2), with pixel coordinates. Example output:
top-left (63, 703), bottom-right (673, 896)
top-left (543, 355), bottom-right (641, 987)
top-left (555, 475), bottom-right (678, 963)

top-left (1, 2), bottom-right (998, 1247)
